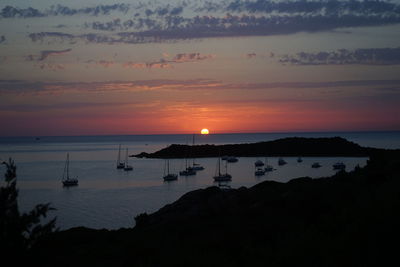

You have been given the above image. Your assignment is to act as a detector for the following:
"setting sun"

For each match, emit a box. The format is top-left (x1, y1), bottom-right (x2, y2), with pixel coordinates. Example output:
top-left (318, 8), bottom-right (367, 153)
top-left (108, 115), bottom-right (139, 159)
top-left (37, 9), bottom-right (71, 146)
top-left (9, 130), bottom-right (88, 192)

top-left (201, 128), bottom-right (209, 135)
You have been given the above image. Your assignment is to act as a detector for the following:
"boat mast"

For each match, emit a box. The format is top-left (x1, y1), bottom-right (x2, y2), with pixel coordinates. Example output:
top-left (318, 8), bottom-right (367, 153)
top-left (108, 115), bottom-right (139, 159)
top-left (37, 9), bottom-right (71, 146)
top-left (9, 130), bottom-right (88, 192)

top-left (192, 133), bottom-right (196, 166)
top-left (66, 153), bottom-right (69, 180)
top-left (117, 144), bottom-right (121, 165)
top-left (167, 159), bottom-right (170, 174)
top-left (218, 157), bottom-right (221, 176)
top-left (125, 148), bottom-right (128, 165)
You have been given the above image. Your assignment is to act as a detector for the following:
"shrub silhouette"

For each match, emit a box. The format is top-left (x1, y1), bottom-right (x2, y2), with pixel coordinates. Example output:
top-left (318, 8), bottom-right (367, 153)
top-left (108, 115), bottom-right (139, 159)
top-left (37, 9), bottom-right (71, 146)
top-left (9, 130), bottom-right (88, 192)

top-left (0, 158), bottom-right (57, 257)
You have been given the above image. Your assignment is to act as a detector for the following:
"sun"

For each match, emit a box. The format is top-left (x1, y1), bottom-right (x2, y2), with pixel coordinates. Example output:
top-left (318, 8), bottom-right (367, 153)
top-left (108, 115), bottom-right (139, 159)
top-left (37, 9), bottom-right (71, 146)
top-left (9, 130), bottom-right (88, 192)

top-left (201, 128), bottom-right (209, 135)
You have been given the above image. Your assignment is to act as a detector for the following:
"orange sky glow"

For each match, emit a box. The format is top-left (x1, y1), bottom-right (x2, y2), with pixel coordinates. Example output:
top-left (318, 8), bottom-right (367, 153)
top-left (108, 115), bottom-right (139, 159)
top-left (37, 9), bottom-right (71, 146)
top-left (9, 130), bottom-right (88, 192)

top-left (1, 1), bottom-right (400, 136)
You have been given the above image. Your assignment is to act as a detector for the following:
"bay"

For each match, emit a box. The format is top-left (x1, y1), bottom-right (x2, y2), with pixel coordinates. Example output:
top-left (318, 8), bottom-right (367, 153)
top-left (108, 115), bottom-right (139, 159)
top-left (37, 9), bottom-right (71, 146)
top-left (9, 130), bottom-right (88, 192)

top-left (0, 131), bottom-right (398, 230)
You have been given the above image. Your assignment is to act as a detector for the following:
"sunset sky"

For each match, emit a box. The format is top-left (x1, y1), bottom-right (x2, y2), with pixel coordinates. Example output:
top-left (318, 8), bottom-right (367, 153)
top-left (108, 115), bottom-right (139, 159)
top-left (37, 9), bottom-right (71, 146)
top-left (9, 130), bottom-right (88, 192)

top-left (1, 0), bottom-right (400, 136)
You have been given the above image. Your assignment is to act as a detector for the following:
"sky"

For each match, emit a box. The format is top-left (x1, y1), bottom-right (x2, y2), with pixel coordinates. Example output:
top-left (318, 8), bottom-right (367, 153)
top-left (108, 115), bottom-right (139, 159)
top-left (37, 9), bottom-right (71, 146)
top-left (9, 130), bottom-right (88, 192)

top-left (1, 0), bottom-right (400, 136)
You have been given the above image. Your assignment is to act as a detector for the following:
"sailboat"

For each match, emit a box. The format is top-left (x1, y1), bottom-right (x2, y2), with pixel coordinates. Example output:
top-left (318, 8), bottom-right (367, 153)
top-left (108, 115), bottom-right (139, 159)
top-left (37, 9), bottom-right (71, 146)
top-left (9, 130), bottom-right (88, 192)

top-left (213, 156), bottom-right (232, 182)
top-left (254, 159), bottom-right (264, 167)
top-left (124, 148), bottom-right (133, 171)
top-left (264, 157), bottom-right (273, 172)
top-left (62, 153), bottom-right (78, 186)
top-left (179, 137), bottom-right (196, 176)
top-left (255, 166), bottom-right (265, 176)
top-left (333, 162), bottom-right (346, 170)
top-left (179, 156), bottom-right (196, 176)
top-left (116, 144), bottom-right (125, 169)
top-left (191, 134), bottom-right (204, 171)
top-left (278, 158), bottom-right (287, 166)
top-left (312, 162), bottom-right (321, 168)
top-left (163, 159), bottom-right (178, 181)
top-left (179, 138), bottom-right (196, 176)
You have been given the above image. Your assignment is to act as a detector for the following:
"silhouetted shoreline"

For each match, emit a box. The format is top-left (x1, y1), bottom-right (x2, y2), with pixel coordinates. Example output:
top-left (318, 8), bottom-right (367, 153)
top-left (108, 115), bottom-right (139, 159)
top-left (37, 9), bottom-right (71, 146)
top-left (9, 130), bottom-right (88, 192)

top-left (28, 140), bottom-right (400, 266)
top-left (133, 137), bottom-right (377, 158)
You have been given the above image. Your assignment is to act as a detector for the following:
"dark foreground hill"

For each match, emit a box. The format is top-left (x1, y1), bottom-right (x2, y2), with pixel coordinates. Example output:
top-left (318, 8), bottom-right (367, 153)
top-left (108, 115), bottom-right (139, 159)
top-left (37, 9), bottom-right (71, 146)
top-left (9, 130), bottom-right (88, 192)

top-left (134, 137), bottom-right (376, 158)
top-left (29, 148), bottom-right (400, 267)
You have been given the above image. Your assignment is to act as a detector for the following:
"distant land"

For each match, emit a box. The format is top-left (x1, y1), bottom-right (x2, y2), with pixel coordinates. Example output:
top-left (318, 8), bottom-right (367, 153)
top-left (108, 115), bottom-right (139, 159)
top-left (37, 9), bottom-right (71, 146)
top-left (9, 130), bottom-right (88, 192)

top-left (134, 137), bottom-right (379, 158)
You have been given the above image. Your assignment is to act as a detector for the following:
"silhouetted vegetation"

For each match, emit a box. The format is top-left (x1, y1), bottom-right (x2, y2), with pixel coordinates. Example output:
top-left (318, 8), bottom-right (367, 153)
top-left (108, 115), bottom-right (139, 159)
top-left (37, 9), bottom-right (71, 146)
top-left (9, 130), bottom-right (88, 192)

top-left (30, 148), bottom-right (400, 266)
top-left (0, 158), bottom-right (57, 260)
top-left (134, 137), bottom-right (376, 158)
top-left (134, 212), bottom-right (149, 228)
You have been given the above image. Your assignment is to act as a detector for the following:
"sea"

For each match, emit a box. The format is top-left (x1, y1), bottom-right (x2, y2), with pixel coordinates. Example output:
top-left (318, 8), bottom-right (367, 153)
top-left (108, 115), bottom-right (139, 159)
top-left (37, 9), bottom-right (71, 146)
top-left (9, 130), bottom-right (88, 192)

top-left (0, 131), bottom-right (399, 230)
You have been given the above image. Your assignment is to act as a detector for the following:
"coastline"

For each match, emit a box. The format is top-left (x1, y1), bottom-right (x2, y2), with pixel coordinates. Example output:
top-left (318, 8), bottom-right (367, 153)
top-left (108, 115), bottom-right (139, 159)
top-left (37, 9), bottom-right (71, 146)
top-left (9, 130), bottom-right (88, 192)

top-left (29, 143), bottom-right (400, 266)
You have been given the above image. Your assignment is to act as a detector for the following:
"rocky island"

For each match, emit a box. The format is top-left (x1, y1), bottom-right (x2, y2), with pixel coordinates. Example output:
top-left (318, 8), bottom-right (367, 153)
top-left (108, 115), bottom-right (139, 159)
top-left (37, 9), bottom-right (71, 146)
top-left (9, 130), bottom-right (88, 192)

top-left (133, 137), bottom-right (376, 158)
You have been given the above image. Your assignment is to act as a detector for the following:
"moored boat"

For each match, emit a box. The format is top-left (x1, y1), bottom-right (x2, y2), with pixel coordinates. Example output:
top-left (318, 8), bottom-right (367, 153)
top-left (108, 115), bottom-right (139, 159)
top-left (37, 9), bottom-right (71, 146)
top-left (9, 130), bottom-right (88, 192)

top-left (312, 162), bottom-right (321, 168)
top-left (62, 153), bottom-right (78, 187)
top-left (255, 160), bottom-right (264, 167)
top-left (255, 167), bottom-right (265, 176)
top-left (124, 148), bottom-right (133, 171)
top-left (278, 158), bottom-right (287, 166)
top-left (116, 144), bottom-right (125, 169)
top-left (214, 157), bottom-right (232, 182)
top-left (333, 162), bottom-right (346, 170)
top-left (163, 159), bottom-right (178, 181)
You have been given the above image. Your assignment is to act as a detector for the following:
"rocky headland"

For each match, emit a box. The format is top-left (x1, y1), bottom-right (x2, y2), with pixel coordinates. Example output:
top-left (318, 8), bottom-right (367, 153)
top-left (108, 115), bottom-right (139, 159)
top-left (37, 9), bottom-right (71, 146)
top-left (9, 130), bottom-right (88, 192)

top-left (134, 137), bottom-right (377, 158)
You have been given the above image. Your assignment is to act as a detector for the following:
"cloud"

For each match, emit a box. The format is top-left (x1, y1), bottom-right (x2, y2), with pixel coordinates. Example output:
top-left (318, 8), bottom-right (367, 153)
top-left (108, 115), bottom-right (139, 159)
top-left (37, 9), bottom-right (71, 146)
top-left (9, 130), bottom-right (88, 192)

top-left (172, 53), bottom-right (215, 62)
top-left (0, 6), bottom-right (44, 18)
top-left (1, 78), bottom-right (400, 96)
top-left (85, 59), bottom-right (115, 68)
top-left (37, 63), bottom-right (66, 71)
top-left (0, 79), bottom-right (223, 95)
top-left (225, 0), bottom-right (400, 15)
top-left (54, 24), bottom-right (67, 28)
top-left (30, 12), bottom-right (400, 45)
top-left (0, 4), bottom-right (130, 18)
top-left (38, 48), bottom-right (72, 61)
top-left (0, 102), bottom-right (122, 112)
top-left (246, 53), bottom-right (257, 59)
top-left (83, 53), bottom-right (214, 70)
top-left (20, 1), bottom-right (399, 44)
top-left (279, 47), bottom-right (400, 65)
top-left (24, 48), bottom-right (72, 62)
top-left (121, 52), bottom-right (215, 69)
top-left (28, 32), bottom-right (75, 44)
top-left (3, 1), bottom-right (400, 21)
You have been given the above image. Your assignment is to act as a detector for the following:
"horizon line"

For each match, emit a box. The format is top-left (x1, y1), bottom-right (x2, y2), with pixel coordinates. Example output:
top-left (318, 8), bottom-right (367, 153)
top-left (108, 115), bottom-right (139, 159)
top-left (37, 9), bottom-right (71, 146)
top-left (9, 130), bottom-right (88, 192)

top-left (1, 129), bottom-right (399, 139)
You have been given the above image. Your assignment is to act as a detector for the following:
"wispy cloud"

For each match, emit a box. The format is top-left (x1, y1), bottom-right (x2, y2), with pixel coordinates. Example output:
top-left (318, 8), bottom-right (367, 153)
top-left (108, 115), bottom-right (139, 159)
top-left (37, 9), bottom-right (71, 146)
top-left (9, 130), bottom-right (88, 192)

top-left (279, 47), bottom-right (400, 65)
top-left (246, 53), bottom-right (257, 59)
top-left (0, 101), bottom-right (128, 112)
top-left (30, 13), bottom-right (400, 45)
top-left (24, 1), bottom-right (400, 44)
top-left (38, 48), bottom-right (72, 61)
top-left (225, 0), bottom-right (400, 15)
top-left (24, 48), bottom-right (72, 63)
top-left (4, 1), bottom-right (400, 18)
top-left (37, 63), bottom-right (66, 71)
top-left (1, 78), bottom-right (400, 96)
top-left (0, 79), bottom-right (221, 95)
top-left (0, 4), bottom-right (130, 18)
top-left (86, 53), bottom-right (215, 69)
top-left (85, 60), bottom-right (115, 68)
top-left (172, 53), bottom-right (215, 62)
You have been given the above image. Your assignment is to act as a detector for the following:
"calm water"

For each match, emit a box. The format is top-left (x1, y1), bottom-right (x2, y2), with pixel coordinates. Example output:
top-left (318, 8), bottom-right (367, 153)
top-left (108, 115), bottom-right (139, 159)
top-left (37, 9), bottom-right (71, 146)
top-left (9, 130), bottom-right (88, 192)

top-left (0, 131), bottom-right (399, 230)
